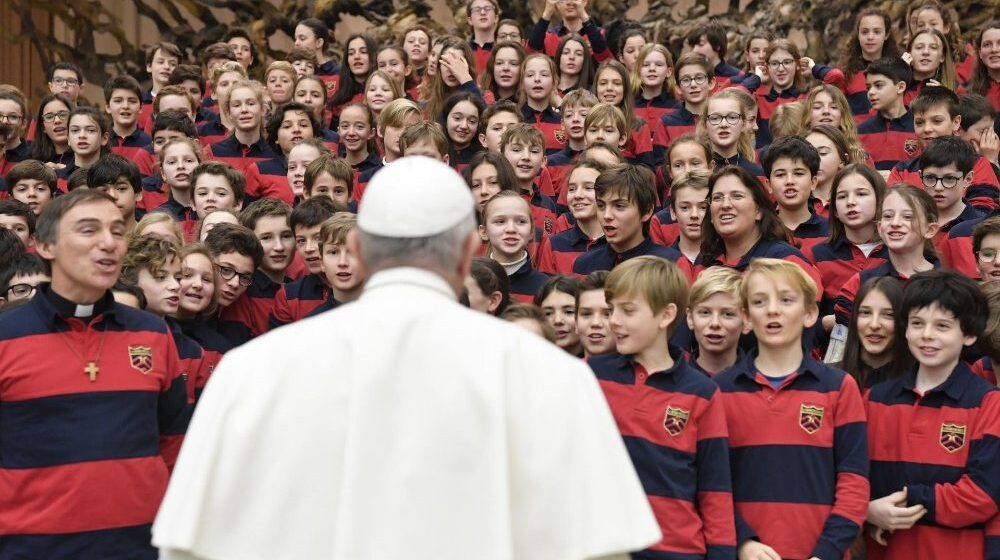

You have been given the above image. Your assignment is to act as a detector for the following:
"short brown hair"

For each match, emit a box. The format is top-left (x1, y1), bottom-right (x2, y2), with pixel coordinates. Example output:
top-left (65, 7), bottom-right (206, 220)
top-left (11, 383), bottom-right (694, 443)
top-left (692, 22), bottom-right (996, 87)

top-left (287, 47), bottom-right (318, 67)
top-left (605, 255), bottom-right (689, 335)
top-left (304, 155), bottom-right (354, 198)
top-left (152, 85), bottom-right (197, 115)
top-left (500, 303), bottom-right (556, 342)
top-left (191, 161), bottom-right (246, 203)
top-left (974, 216), bottom-right (1000, 254)
top-left (319, 212), bottom-right (357, 248)
top-left (239, 197), bottom-right (292, 231)
top-left (499, 122), bottom-right (544, 152)
top-left (594, 163), bottom-right (657, 218)
top-left (146, 41), bottom-right (182, 65)
top-left (400, 121), bottom-right (449, 156)
top-left (5, 160), bottom-right (57, 194)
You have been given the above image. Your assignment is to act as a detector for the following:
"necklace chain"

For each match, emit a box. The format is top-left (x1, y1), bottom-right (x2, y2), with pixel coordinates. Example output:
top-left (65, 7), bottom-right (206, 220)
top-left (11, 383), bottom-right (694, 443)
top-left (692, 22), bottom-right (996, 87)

top-left (55, 317), bottom-right (110, 382)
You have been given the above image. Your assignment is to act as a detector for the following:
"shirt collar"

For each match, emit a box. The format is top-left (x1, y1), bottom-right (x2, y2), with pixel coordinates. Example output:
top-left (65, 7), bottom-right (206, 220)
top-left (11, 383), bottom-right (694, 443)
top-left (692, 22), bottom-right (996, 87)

top-left (362, 267), bottom-right (457, 302)
top-left (35, 283), bottom-right (118, 325)
top-left (898, 362), bottom-right (974, 402)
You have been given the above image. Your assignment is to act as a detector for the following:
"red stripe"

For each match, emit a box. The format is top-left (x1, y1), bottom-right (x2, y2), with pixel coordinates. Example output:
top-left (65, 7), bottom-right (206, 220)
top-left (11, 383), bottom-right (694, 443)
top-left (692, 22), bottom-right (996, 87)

top-left (0, 457), bottom-right (167, 534)
top-left (867, 400), bottom-right (982, 467)
top-left (0, 331), bottom-right (178, 401)
top-left (599, 379), bottom-right (716, 453)
top-left (736, 501), bottom-right (829, 560)
top-left (866, 523), bottom-right (985, 560)
top-left (646, 495), bottom-right (710, 554)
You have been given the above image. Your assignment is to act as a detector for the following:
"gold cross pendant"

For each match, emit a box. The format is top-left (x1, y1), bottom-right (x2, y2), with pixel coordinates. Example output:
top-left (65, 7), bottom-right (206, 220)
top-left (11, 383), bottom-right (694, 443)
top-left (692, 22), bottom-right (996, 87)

top-left (85, 362), bottom-right (99, 382)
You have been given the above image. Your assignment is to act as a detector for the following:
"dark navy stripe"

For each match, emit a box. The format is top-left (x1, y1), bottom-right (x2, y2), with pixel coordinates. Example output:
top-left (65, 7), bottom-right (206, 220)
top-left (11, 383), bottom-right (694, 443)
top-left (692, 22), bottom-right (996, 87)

top-left (696, 437), bottom-right (733, 493)
top-left (0, 524), bottom-right (155, 560)
top-left (624, 436), bottom-right (698, 502)
top-left (0, 392), bottom-right (161, 469)
top-left (833, 421), bottom-right (869, 476)
top-left (870, 459), bottom-right (965, 503)
top-left (974, 434), bottom-right (1000, 504)
top-left (810, 513), bottom-right (861, 560)
top-left (157, 376), bottom-right (191, 437)
top-left (730, 444), bottom-right (836, 504)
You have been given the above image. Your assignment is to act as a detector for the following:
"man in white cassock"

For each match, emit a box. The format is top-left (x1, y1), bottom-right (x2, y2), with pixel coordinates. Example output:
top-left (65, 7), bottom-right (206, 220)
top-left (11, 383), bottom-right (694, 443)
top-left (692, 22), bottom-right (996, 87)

top-left (152, 156), bottom-right (660, 560)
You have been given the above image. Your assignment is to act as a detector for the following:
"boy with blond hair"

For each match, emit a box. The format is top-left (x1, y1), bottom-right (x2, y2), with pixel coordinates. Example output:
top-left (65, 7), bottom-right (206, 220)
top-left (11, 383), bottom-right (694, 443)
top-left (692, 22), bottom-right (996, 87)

top-left (714, 257), bottom-right (869, 560)
top-left (590, 255), bottom-right (736, 558)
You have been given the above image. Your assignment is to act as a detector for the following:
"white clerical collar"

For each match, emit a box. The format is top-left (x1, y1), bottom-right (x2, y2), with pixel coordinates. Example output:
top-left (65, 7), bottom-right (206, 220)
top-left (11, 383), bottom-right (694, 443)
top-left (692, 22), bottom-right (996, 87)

top-left (75, 303), bottom-right (95, 318)
top-left (363, 267), bottom-right (457, 300)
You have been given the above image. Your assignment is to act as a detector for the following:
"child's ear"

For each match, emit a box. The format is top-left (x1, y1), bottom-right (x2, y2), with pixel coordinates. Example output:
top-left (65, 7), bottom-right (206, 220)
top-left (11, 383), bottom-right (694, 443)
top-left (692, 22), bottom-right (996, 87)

top-left (686, 310), bottom-right (695, 332)
top-left (924, 221), bottom-right (941, 240)
top-left (100, 132), bottom-right (109, 146)
top-left (233, 200), bottom-right (243, 212)
top-left (951, 114), bottom-right (962, 134)
top-left (657, 302), bottom-right (678, 331)
top-left (741, 313), bottom-right (752, 335)
top-left (487, 290), bottom-right (503, 314)
top-left (478, 223), bottom-right (489, 241)
top-left (478, 132), bottom-right (487, 147)
top-left (669, 206), bottom-right (677, 222)
top-left (802, 302), bottom-right (819, 329)
top-left (895, 80), bottom-right (906, 96)
top-left (964, 334), bottom-right (978, 348)
top-left (442, 153), bottom-right (450, 165)
top-left (135, 190), bottom-right (143, 203)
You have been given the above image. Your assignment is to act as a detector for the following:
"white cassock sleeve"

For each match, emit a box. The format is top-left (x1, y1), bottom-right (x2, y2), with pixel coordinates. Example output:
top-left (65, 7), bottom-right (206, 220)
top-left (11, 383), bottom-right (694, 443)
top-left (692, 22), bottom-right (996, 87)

top-left (159, 549), bottom-right (207, 560)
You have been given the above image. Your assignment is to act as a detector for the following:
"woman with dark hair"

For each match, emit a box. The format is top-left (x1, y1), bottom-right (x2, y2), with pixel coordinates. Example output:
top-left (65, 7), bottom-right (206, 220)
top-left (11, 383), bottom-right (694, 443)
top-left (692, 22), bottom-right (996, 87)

top-left (697, 165), bottom-right (822, 291)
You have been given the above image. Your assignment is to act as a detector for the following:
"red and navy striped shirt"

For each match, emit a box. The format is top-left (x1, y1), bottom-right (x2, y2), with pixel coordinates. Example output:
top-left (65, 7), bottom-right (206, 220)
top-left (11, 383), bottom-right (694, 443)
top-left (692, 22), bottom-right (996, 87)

top-left (693, 238), bottom-right (823, 298)
top-left (865, 364), bottom-right (1000, 560)
top-left (573, 237), bottom-right (682, 276)
top-left (526, 19), bottom-right (611, 63)
top-left (535, 223), bottom-right (601, 275)
top-left (857, 110), bottom-right (920, 171)
top-left (834, 258), bottom-right (940, 326)
top-left (0, 288), bottom-right (189, 559)
top-left (508, 257), bottom-right (549, 303)
top-left (152, 197), bottom-right (199, 242)
top-left (738, 64), bottom-right (845, 148)
top-left (939, 214), bottom-right (986, 278)
top-left (589, 350), bottom-right (736, 559)
top-left (196, 119), bottom-right (228, 147)
top-left (520, 103), bottom-right (565, 155)
top-left (840, 69), bottom-right (874, 122)
top-left (205, 135), bottom-right (277, 176)
top-left (244, 156), bottom-right (292, 204)
top-left (660, 105), bottom-right (698, 145)
top-left (267, 273), bottom-right (330, 330)
top-left (805, 237), bottom-right (889, 316)
top-left (109, 127), bottom-right (153, 163)
top-left (715, 353), bottom-right (870, 560)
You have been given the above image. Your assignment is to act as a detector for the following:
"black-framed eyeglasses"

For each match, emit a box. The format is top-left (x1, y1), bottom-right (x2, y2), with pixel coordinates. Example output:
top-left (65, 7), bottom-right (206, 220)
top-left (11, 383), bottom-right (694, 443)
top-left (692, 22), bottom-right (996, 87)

top-left (768, 59), bottom-right (796, 69)
top-left (679, 74), bottom-right (708, 87)
top-left (214, 263), bottom-right (253, 287)
top-left (978, 248), bottom-right (1000, 263)
top-left (51, 77), bottom-right (80, 86)
top-left (41, 110), bottom-right (70, 123)
top-left (706, 113), bottom-right (743, 126)
top-left (7, 283), bottom-right (37, 299)
top-left (0, 114), bottom-right (22, 123)
top-left (469, 5), bottom-right (495, 14)
top-left (497, 32), bottom-right (521, 41)
top-left (920, 172), bottom-right (963, 189)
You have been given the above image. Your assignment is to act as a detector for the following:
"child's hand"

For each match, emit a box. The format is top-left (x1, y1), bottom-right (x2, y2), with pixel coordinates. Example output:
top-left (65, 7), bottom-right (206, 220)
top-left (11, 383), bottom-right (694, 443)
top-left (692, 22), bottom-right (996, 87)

top-left (440, 50), bottom-right (472, 84)
top-left (867, 488), bottom-right (927, 531)
top-left (738, 540), bottom-right (782, 560)
top-left (901, 52), bottom-right (914, 66)
top-left (869, 525), bottom-right (890, 546)
top-left (926, 78), bottom-right (942, 87)
top-left (799, 57), bottom-right (816, 73)
top-left (753, 65), bottom-right (767, 81)
top-left (543, 0), bottom-right (558, 19)
top-left (980, 126), bottom-right (1000, 162)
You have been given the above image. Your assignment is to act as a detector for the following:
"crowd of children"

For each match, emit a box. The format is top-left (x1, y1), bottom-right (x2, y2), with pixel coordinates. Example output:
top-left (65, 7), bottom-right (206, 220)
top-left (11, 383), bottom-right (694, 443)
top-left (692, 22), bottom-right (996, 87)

top-left (2, 1), bottom-right (1000, 558)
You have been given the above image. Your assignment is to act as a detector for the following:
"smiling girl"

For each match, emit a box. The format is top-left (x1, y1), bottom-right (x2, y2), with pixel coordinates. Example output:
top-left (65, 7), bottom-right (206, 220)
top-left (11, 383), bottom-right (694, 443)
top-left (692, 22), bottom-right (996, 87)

top-left (364, 70), bottom-right (404, 119)
top-left (480, 190), bottom-right (549, 302)
top-left (535, 276), bottom-right (583, 356)
top-left (631, 44), bottom-right (681, 124)
top-left (904, 28), bottom-right (959, 104)
top-left (536, 159), bottom-right (607, 274)
top-left (518, 53), bottom-right (562, 153)
top-left (835, 184), bottom-right (940, 327)
top-left (422, 36), bottom-right (482, 122)
top-left (439, 91), bottom-right (485, 168)
top-left (968, 20), bottom-right (1000, 110)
